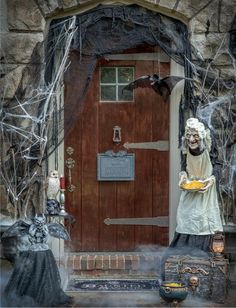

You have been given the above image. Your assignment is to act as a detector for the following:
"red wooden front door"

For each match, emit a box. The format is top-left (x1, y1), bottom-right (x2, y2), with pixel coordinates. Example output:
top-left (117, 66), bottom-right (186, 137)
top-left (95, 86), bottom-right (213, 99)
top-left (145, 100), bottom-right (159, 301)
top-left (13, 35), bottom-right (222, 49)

top-left (64, 49), bottom-right (169, 252)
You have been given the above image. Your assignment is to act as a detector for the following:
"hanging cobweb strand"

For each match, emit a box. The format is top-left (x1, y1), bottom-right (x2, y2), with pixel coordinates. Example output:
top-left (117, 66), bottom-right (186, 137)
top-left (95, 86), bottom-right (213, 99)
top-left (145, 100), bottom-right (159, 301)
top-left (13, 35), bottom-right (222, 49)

top-left (0, 17), bottom-right (77, 219)
top-left (22, 17), bottom-right (77, 218)
top-left (186, 29), bottom-right (236, 224)
top-left (196, 95), bottom-right (236, 223)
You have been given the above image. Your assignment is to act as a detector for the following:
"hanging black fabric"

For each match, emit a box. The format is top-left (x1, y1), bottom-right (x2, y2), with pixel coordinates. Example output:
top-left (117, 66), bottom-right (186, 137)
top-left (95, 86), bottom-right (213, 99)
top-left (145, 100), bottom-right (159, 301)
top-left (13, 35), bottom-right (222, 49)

top-left (3, 250), bottom-right (73, 307)
top-left (45, 4), bottom-right (194, 136)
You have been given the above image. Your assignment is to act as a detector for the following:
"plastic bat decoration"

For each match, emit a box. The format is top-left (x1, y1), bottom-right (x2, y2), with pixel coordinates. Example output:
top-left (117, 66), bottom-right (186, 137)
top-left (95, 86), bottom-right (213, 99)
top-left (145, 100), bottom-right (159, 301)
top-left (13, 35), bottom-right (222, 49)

top-left (2, 214), bottom-right (70, 244)
top-left (122, 74), bottom-right (192, 101)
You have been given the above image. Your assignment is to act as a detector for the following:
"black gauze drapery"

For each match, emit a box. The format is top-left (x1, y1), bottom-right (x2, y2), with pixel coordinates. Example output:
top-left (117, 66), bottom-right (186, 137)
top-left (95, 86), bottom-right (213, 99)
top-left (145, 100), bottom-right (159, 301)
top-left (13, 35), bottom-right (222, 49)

top-left (3, 250), bottom-right (72, 307)
top-left (46, 5), bottom-right (194, 134)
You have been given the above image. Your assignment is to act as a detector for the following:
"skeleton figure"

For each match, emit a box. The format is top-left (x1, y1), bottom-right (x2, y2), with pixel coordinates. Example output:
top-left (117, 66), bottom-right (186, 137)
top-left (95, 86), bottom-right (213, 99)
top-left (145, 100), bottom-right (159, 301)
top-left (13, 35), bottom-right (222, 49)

top-left (46, 170), bottom-right (60, 200)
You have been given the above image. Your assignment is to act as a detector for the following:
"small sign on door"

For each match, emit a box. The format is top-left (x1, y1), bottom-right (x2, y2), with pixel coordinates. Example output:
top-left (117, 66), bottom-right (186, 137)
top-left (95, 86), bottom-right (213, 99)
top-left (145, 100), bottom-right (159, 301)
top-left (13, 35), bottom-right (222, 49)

top-left (97, 151), bottom-right (135, 181)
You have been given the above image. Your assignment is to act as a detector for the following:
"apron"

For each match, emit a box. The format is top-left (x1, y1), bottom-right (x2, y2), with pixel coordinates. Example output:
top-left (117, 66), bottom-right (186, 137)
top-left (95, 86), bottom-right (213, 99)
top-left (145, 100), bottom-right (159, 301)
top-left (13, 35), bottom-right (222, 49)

top-left (176, 149), bottom-right (223, 235)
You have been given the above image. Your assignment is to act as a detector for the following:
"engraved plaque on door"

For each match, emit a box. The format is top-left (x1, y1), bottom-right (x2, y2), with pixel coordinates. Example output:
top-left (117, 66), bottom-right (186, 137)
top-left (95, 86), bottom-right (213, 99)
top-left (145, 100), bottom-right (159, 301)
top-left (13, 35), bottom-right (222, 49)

top-left (97, 150), bottom-right (135, 181)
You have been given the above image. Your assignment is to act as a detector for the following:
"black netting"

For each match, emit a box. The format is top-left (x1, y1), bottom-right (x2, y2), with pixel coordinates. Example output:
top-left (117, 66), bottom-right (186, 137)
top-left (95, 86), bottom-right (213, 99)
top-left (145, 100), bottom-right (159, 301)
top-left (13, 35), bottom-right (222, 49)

top-left (2, 250), bottom-right (73, 307)
top-left (46, 4), bottom-right (194, 135)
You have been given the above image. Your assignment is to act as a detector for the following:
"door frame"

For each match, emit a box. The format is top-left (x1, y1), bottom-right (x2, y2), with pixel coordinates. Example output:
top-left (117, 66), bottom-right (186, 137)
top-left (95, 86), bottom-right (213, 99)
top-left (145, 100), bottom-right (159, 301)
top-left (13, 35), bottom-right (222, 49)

top-left (168, 59), bottom-right (183, 240)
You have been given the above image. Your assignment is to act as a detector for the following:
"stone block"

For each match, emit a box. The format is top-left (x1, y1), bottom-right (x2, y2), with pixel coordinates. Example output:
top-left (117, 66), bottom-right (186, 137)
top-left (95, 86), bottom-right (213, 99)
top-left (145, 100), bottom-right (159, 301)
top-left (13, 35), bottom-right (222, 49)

top-left (0, 185), bottom-right (9, 214)
top-left (7, 0), bottom-right (45, 31)
top-left (219, 67), bottom-right (236, 79)
top-left (0, 62), bottom-right (44, 101)
top-left (61, 0), bottom-right (78, 9)
top-left (213, 53), bottom-right (234, 66)
top-left (1, 32), bottom-right (44, 64)
top-left (218, 1), bottom-right (236, 32)
top-left (158, 0), bottom-right (177, 11)
top-left (168, 0), bottom-right (198, 19)
top-left (0, 0), bottom-right (8, 31)
top-left (191, 33), bottom-right (228, 61)
top-left (189, 1), bottom-right (236, 34)
top-left (0, 65), bottom-right (24, 99)
top-left (36, 0), bottom-right (62, 17)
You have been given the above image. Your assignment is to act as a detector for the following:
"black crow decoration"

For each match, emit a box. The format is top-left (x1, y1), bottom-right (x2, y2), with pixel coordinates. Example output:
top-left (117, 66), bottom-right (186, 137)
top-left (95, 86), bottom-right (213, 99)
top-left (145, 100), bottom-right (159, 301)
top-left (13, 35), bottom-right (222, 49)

top-left (122, 74), bottom-right (192, 101)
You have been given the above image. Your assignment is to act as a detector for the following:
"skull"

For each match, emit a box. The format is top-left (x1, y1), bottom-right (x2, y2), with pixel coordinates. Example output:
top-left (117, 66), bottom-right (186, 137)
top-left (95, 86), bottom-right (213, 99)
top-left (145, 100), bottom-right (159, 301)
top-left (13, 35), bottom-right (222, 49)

top-left (189, 275), bottom-right (199, 287)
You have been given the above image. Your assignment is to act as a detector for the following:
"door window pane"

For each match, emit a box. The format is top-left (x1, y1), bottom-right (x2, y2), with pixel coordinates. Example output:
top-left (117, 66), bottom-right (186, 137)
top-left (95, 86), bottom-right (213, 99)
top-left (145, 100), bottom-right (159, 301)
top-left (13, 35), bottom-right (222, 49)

top-left (118, 85), bottom-right (133, 101)
top-left (101, 85), bottom-right (116, 101)
top-left (118, 67), bottom-right (134, 83)
top-left (100, 67), bottom-right (134, 102)
top-left (101, 68), bottom-right (116, 83)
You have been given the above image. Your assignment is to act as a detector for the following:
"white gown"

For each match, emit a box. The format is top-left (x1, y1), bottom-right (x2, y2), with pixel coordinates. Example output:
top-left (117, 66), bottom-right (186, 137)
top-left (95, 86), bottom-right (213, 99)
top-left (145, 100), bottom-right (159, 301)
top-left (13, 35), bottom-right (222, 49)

top-left (176, 149), bottom-right (223, 235)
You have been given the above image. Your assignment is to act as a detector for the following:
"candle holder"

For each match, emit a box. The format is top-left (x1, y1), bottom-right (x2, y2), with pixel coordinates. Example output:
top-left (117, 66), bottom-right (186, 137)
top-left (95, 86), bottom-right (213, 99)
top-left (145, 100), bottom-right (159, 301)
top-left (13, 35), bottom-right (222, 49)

top-left (60, 175), bottom-right (65, 190)
top-left (59, 189), bottom-right (68, 216)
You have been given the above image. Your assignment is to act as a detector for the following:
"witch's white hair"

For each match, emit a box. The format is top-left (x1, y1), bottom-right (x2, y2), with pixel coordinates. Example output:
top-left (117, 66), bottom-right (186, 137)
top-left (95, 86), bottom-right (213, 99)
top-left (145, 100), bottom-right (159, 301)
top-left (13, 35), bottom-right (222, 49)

top-left (181, 117), bottom-right (212, 154)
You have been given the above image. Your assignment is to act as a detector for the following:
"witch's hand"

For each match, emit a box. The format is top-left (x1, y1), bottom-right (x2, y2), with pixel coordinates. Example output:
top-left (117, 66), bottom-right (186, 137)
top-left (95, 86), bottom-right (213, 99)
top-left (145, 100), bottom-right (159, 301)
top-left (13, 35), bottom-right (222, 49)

top-left (198, 176), bottom-right (215, 193)
top-left (178, 171), bottom-right (188, 188)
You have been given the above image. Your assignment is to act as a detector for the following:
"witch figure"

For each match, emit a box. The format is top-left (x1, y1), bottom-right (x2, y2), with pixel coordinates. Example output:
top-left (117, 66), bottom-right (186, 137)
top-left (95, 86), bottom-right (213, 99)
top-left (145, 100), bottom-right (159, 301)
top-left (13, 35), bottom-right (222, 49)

top-left (2, 214), bottom-right (73, 307)
top-left (171, 117), bottom-right (223, 252)
top-left (161, 118), bottom-right (224, 279)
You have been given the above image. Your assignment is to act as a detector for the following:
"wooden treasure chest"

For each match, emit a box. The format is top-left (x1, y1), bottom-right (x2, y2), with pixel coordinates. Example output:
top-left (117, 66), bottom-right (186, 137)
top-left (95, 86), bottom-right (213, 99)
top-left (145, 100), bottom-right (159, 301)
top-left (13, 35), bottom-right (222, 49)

top-left (164, 255), bottom-right (230, 303)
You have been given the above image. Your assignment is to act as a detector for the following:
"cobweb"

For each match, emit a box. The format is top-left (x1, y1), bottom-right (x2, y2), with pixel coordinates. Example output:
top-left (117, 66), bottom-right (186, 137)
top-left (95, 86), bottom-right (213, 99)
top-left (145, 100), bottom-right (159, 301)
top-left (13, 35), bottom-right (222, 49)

top-left (197, 95), bottom-right (235, 223)
top-left (0, 17), bottom-right (77, 219)
top-left (192, 34), bottom-right (236, 224)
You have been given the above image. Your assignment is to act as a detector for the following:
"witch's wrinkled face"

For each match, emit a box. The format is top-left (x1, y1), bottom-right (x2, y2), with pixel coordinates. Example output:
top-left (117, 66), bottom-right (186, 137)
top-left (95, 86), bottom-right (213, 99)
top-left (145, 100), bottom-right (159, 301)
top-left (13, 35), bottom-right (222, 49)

top-left (185, 128), bottom-right (201, 150)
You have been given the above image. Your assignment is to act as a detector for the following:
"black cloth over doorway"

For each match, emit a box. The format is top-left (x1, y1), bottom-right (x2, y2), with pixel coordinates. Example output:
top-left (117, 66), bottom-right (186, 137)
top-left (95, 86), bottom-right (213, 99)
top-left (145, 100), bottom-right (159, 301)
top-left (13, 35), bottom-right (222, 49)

top-left (46, 4), bottom-right (194, 137)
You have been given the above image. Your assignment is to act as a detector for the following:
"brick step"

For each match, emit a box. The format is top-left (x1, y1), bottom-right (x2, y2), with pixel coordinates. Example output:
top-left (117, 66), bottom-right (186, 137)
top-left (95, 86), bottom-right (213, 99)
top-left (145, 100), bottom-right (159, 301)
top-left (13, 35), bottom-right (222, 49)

top-left (65, 252), bottom-right (162, 279)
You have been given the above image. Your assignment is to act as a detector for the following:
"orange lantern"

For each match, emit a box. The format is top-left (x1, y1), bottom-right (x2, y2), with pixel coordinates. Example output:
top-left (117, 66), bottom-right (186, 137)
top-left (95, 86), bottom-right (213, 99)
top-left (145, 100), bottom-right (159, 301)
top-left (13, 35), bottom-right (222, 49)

top-left (211, 232), bottom-right (225, 260)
